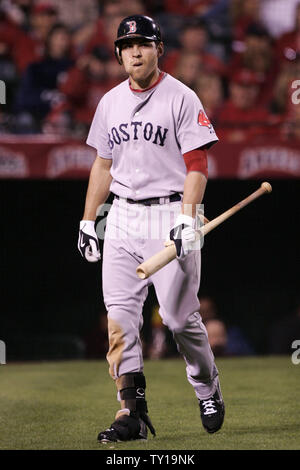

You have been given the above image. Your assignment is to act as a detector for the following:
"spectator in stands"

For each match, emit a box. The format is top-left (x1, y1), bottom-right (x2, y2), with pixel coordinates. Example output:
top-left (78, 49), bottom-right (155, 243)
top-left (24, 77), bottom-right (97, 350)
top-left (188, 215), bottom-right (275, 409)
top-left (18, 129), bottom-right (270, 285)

top-left (14, 23), bottom-right (73, 133)
top-left (73, 0), bottom-right (120, 55)
top-left (1, 2), bottom-right (64, 76)
top-left (271, 56), bottom-right (300, 114)
top-left (229, 23), bottom-right (277, 106)
top-left (270, 54), bottom-right (300, 138)
top-left (1, 0), bottom-right (34, 31)
top-left (147, 294), bottom-right (254, 359)
top-left (0, 1), bottom-right (295, 135)
top-left (162, 18), bottom-right (225, 75)
top-left (0, 65), bottom-right (17, 132)
top-left (49, 0), bottom-right (99, 32)
top-left (73, 0), bottom-right (146, 58)
top-left (45, 44), bottom-right (127, 136)
top-left (194, 68), bottom-right (224, 122)
top-left (9, 2), bottom-right (58, 74)
top-left (173, 52), bottom-right (202, 90)
top-left (275, 2), bottom-right (300, 63)
top-left (215, 69), bottom-right (272, 142)
top-left (205, 319), bottom-right (228, 357)
top-left (233, 24), bottom-right (274, 75)
top-left (116, 0), bottom-right (147, 16)
top-left (259, 0), bottom-right (300, 40)
top-left (30, 3), bottom-right (58, 41)
top-left (0, 13), bottom-right (19, 108)
top-left (200, 0), bottom-right (232, 62)
top-left (159, 0), bottom-right (231, 56)
top-left (164, 0), bottom-right (215, 17)
top-left (199, 296), bottom-right (227, 356)
top-left (230, 0), bottom-right (261, 43)
top-left (0, 6), bottom-right (40, 74)
top-left (199, 295), bottom-right (254, 356)
top-left (21, 3), bottom-right (59, 67)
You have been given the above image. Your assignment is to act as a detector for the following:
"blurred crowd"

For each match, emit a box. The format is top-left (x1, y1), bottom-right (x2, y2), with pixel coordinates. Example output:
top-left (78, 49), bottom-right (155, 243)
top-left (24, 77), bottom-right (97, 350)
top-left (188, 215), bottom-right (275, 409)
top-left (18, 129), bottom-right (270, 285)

top-left (1, 0), bottom-right (300, 141)
top-left (143, 294), bottom-right (300, 358)
top-left (146, 295), bottom-right (254, 359)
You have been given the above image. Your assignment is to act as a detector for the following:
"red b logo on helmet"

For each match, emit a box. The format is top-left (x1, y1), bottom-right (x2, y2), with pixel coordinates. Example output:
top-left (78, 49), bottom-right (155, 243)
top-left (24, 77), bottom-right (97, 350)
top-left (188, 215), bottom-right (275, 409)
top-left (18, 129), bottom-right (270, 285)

top-left (198, 110), bottom-right (212, 129)
top-left (128, 21), bottom-right (137, 33)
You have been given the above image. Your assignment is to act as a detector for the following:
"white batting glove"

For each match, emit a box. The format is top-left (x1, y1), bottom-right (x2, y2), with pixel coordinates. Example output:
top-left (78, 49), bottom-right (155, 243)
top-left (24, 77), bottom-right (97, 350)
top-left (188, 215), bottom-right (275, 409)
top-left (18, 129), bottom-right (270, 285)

top-left (166, 214), bottom-right (200, 259)
top-left (78, 220), bottom-right (101, 263)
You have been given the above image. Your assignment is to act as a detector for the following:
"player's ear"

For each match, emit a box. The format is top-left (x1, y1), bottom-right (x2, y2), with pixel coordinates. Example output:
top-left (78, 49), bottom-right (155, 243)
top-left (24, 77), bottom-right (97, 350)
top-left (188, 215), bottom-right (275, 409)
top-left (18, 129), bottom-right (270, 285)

top-left (156, 42), bottom-right (164, 59)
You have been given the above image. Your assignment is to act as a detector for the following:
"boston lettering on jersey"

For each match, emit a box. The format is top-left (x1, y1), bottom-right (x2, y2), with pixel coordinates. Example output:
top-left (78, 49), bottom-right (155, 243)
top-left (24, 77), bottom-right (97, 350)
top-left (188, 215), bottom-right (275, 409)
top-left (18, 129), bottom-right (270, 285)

top-left (108, 121), bottom-right (169, 149)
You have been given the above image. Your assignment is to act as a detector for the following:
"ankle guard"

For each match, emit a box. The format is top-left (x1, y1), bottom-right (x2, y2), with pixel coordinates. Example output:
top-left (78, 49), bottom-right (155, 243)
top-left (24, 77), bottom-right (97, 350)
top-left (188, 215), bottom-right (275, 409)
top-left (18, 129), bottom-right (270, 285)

top-left (115, 373), bottom-right (156, 436)
top-left (116, 372), bottom-right (147, 413)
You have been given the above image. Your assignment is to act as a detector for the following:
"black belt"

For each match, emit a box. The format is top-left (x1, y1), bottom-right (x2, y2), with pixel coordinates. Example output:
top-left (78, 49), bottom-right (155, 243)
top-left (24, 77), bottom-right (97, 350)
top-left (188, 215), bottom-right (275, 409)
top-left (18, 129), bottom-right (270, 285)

top-left (114, 193), bottom-right (181, 206)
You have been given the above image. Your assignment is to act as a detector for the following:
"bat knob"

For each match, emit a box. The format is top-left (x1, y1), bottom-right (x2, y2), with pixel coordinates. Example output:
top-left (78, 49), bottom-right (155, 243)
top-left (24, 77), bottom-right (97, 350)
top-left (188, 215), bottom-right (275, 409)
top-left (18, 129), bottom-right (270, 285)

top-left (136, 267), bottom-right (147, 279)
top-left (261, 182), bottom-right (272, 193)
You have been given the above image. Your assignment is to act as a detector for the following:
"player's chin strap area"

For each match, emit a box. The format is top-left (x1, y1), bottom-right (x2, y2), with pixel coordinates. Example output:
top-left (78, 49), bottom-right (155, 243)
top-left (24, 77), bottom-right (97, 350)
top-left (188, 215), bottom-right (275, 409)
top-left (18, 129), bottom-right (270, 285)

top-left (115, 372), bottom-right (156, 437)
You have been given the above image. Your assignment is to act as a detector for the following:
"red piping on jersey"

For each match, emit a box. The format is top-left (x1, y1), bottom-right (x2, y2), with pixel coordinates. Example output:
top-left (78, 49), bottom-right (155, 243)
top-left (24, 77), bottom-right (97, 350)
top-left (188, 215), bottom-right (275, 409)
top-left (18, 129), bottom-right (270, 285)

top-left (183, 149), bottom-right (208, 179)
top-left (129, 71), bottom-right (165, 92)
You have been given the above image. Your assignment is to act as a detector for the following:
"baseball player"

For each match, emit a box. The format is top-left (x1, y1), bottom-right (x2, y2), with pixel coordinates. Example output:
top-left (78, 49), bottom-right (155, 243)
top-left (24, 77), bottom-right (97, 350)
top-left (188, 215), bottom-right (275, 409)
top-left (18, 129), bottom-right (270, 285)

top-left (78, 15), bottom-right (225, 443)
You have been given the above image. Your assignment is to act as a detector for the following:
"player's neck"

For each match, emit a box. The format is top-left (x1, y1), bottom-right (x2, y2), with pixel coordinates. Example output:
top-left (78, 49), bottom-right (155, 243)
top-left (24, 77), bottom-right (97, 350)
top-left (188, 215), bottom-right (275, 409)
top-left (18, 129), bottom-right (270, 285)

top-left (129, 68), bottom-right (161, 92)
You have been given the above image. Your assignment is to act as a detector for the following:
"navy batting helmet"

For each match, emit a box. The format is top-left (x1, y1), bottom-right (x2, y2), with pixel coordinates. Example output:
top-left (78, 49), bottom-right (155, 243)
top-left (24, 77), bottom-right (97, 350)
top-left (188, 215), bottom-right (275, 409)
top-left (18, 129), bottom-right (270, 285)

top-left (114, 15), bottom-right (162, 64)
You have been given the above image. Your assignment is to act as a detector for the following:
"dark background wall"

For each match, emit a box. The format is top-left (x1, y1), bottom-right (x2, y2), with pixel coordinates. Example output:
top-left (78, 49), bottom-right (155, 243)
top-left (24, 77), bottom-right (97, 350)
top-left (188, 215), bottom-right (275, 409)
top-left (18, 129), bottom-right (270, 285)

top-left (1, 179), bottom-right (299, 359)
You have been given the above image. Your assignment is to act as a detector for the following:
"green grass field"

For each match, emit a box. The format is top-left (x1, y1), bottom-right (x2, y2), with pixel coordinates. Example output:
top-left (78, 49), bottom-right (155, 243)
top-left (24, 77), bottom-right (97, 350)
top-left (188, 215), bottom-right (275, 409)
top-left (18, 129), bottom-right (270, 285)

top-left (0, 356), bottom-right (299, 450)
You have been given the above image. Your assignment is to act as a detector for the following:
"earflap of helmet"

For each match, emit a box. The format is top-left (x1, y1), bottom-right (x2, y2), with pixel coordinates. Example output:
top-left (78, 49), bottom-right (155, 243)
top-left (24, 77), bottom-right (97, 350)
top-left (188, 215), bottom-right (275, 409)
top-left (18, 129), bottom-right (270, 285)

top-left (114, 44), bottom-right (123, 65)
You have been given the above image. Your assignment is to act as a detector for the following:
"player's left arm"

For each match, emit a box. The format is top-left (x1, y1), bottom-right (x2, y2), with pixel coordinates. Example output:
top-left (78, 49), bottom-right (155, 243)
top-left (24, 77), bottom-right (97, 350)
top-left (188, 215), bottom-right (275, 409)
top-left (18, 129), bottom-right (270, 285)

top-left (181, 147), bottom-right (208, 217)
top-left (169, 147), bottom-right (208, 258)
top-left (170, 89), bottom-right (217, 258)
top-left (182, 171), bottom-right (206, 216)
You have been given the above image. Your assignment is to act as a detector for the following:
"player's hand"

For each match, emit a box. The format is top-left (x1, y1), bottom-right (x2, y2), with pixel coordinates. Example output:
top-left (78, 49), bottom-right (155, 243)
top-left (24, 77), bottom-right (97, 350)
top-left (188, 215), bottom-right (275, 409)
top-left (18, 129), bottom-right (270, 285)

top-left (78, 220), bottom-right (101, 262)
top-left (166, 214), bottom-right (200, 259)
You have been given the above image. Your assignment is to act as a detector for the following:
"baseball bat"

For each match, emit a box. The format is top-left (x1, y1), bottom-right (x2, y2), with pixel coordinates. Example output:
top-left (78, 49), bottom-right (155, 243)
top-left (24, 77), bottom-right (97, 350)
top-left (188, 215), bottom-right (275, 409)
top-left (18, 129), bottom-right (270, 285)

top-left (136, 182), bottom-right (272, 280)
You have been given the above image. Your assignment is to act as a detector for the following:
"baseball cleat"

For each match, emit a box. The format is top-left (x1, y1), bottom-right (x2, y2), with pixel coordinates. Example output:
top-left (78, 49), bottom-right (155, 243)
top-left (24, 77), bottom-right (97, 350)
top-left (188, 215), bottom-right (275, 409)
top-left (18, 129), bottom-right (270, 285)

top-left (98, 427), bottom-right (121, 443)
top-left (199, 386), bottom-right (225, 434)
top-left (97, 412), bottom-right (155, 443)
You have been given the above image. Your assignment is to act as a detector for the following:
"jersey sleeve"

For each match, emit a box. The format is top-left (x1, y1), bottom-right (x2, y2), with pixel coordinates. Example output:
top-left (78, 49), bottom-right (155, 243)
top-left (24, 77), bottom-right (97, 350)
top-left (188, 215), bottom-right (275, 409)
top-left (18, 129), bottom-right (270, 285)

top-left (86, 96), bottom-right (112, 159)
top-left (176, 90), bottom-right (219, 154)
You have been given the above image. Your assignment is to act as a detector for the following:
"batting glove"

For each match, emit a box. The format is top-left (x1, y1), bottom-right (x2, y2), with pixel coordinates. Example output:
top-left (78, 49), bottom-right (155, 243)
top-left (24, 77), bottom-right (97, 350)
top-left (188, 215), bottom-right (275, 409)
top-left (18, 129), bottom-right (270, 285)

top-left (78, 220), bottom-right (101, 263)
top-left (166, 214), bottom-right (200, 260)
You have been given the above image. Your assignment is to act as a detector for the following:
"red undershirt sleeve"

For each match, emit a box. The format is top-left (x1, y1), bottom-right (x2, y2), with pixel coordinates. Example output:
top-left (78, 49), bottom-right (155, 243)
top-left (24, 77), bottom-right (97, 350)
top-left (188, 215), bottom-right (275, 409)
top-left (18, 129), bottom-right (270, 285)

top-left (183, 148), bottom-right (208, 179)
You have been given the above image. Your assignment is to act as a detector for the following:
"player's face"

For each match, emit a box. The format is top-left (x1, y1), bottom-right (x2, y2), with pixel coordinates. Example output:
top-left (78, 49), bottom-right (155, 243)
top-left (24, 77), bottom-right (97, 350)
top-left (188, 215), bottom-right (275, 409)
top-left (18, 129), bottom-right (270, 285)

top-left (120, 38), bottom-right (162, 83)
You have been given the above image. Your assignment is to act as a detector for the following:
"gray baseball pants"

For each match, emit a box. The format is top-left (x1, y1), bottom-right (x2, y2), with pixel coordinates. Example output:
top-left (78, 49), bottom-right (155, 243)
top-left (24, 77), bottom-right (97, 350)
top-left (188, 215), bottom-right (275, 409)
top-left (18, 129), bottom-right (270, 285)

top-left (101, 197), bottom-right (219, 400)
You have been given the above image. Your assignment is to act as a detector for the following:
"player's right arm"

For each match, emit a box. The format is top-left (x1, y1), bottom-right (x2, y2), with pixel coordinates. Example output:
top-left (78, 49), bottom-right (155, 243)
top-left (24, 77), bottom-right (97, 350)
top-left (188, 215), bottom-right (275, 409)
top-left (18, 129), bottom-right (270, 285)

top-left (82, 156), bottom-right (112, 220)
top-left (78, 156), bottom-right (112, 262)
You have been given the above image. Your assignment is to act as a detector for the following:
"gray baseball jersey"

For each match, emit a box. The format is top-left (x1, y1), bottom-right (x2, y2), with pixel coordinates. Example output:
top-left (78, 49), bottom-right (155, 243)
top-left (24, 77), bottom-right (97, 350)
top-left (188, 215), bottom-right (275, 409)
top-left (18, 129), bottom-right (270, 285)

top-left (86, 72), bottom-right (218, 199)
